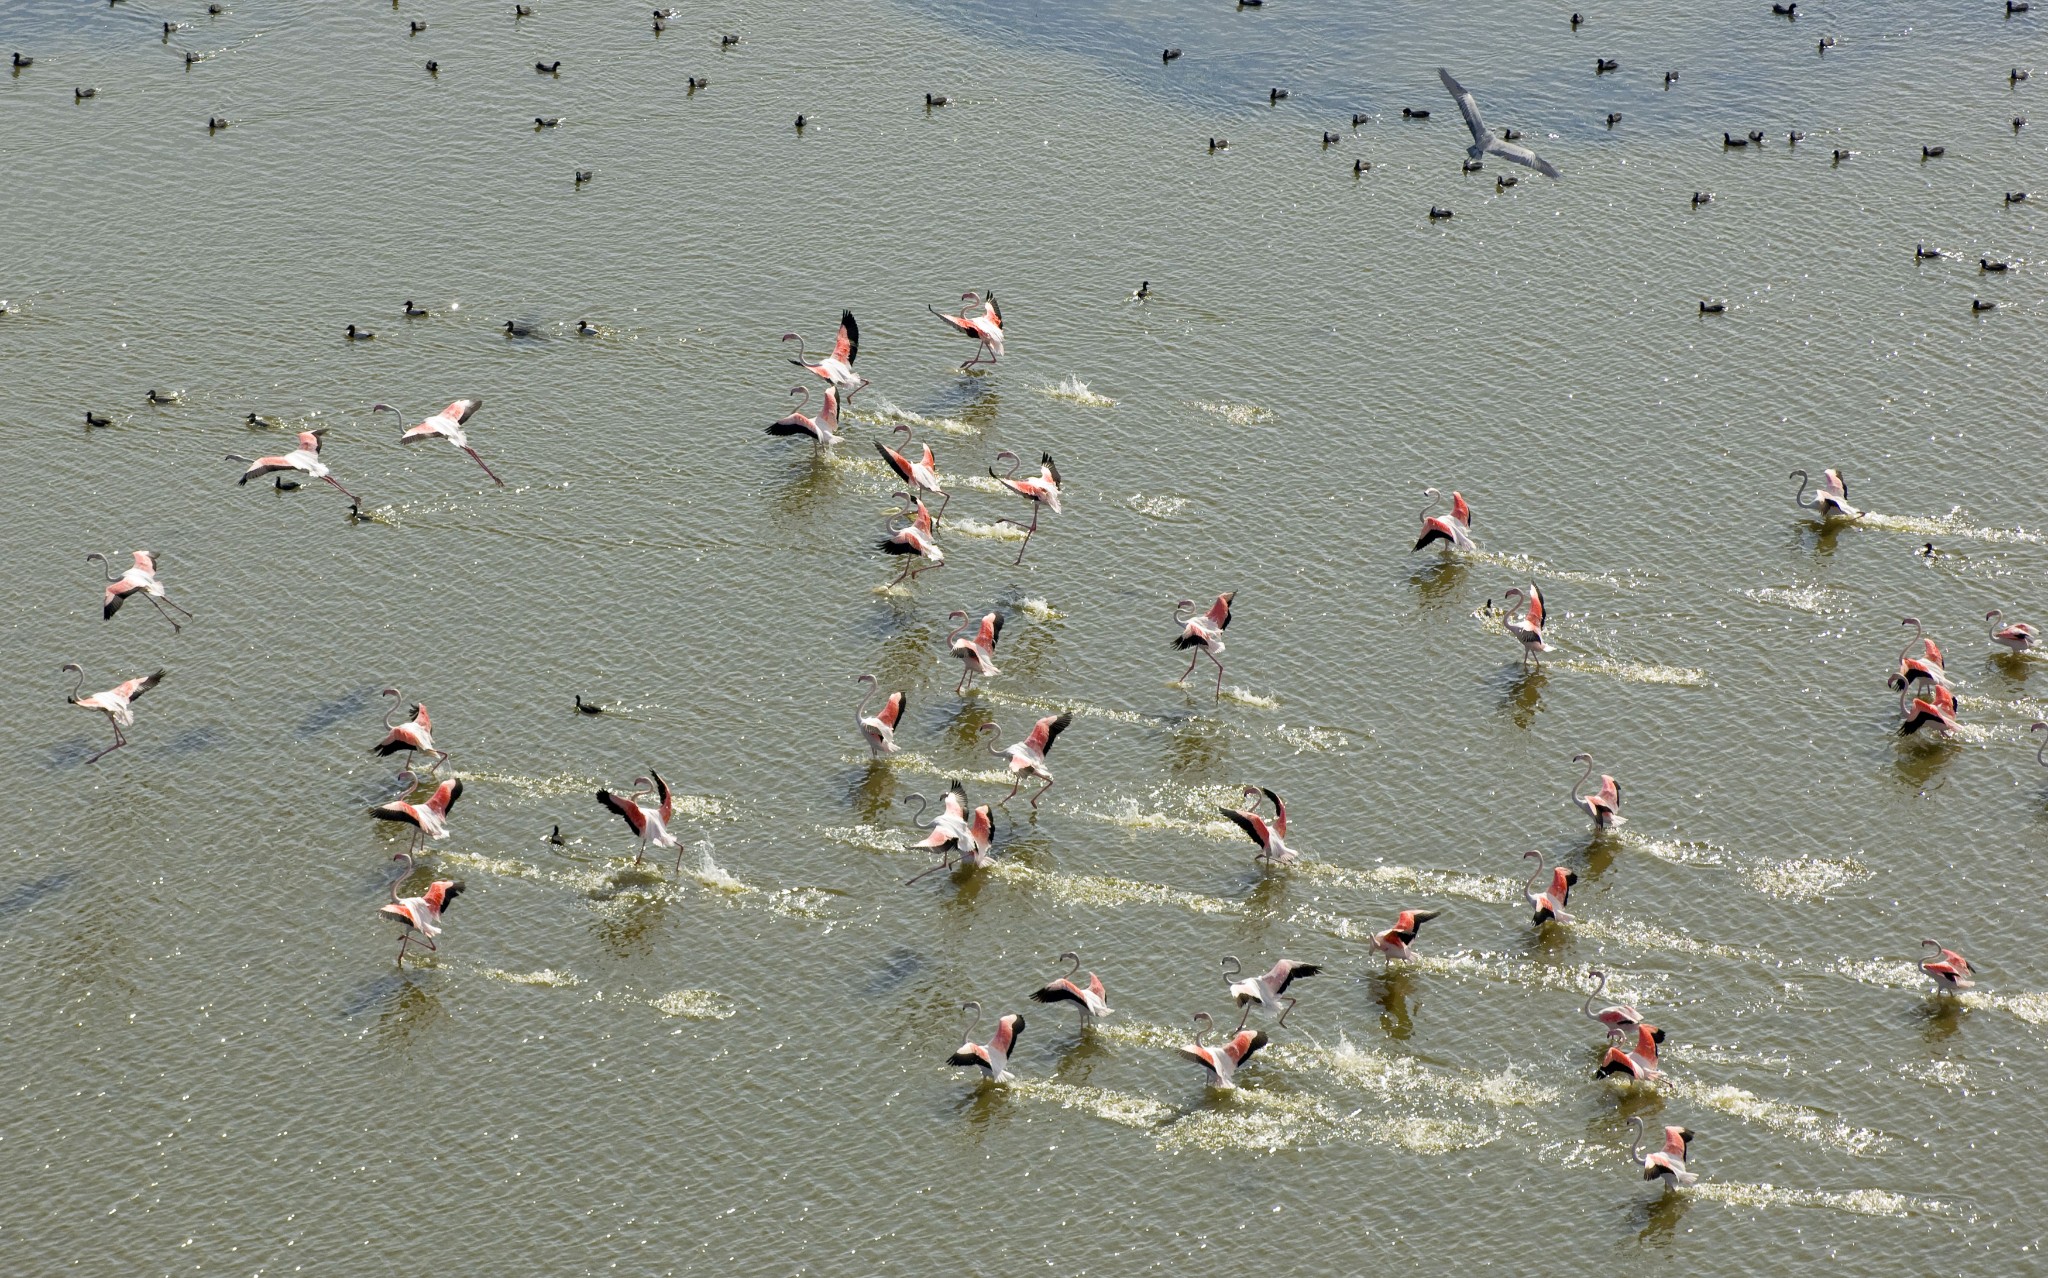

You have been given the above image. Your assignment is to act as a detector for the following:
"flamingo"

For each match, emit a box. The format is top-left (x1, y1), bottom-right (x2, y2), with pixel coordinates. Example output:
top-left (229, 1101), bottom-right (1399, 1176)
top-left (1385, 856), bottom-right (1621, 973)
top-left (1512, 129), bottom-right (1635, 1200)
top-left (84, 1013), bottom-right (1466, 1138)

top-left (946, 610), bottom-right (1002, 694)
top-left (854, 674), bottom-right (906, 756)
top-left (1030, 951), bottom-right (1112, 1023)
top-left (1570, 752), bottom-right (1624, 828)
top-left (1520, 849), bottom-right (1576, 924)
top-left (1594, 1022), bottom-right (1666, 1080)
top-left (1582, 969), bottom-right (1642, 1032)
top-left (947, 1003), bottom-right (1023, 1082)
top-left (370, 689), bottom-right (447, 774)
top-left (375, 399), bottom-right (503, 486)
top-left (2035, 720), bottom-right (2048, 769)
top-left (875, 425), bottom-right (949, 521)
top-left (86, 550), bottom-right (191, 631)
top-left (903, 783), bottom-right (996, 882)
top-left (227, 430), bottom-right (360, 503)
top-left (595, 770), bottom-right (680, 867)
top-left (60, 663), bottom-right (163, 764)
top-left (1899, 682), bottom-right (1959, 736)
top-left (1219, 785), bottom-right (1296, 865)
top-left (929, 290), bottom-right (1004, 368)
top-left (765, 385), bottom-right (843, 448)
top-left (1369, 909), bottom-right (1442, 961)
top-left (369, 771), bottom-right (464, 855)
top-left (381, 852), bottom-right (466, 967)
top-left (783, 310), bottom-right (867, 398)
top-left (989, 450), bottom-right (1061, 564)
top-left (1413, 487), bottom-right (1475, 551)
top-left (1889, 617), bottom-right (1950, 690)
top-left (1790, 467), bottom-right (1859, 520)
top-left (1173, 592), bottom-right (1234, 698)
top-left (1987, 608), bottom-right (2040, 654)
top-left (1502, 584), bottom-right (1552, 662)
top-left (1178, 1011), bottom-right (1268, 1089)
top-left (1629, 1117), bottom-right (1697, 1188)
top-left (1920, 939), bottom-right (1976, 993)
top-left (878, 493), bottom-right (945, 587)
top-left (981, 713), bottom-right (1072, 808)
top-left (1222, 956), bottom-right (1321, 1028)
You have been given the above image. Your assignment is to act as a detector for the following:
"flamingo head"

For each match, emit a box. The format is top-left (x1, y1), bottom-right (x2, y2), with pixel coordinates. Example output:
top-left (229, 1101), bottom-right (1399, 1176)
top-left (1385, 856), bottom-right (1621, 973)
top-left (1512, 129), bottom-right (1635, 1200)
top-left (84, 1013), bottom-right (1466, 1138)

top-left (1174, 598), bottom-right (1198, 621)
top-left (1220, 955), bottom-right (1243, 978)
top-left (1572, 751), bottom-right (1593, 765)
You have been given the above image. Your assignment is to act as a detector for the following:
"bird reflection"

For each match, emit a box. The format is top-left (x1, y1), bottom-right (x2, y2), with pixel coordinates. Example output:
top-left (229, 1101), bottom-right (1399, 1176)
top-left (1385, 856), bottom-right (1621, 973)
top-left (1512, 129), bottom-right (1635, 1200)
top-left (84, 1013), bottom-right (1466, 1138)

top-left (1497, 665), bottom-right (1548, 728)
top-left (375, 977), bottom-right (444, 1043)
top-left (1409, 557), bottom-right (1467, 609)
top-left (1373, 968), bottom-right (1417, 1039)
top-left (1915, 997), bottom-right (1968, 1043)
top-left (1164, 713), bottom-right (1226, 776)
top-left (1634, 1183), bottom-right (1692, 1244)
top-left (587, 875), bottom-right (668, 957)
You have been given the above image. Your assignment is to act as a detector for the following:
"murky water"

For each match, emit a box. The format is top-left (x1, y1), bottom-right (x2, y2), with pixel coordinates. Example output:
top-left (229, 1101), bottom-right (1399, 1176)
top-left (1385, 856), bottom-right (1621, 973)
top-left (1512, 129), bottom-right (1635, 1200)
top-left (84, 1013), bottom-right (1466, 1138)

top-left (4, 0), bottom-right (2046, 1271)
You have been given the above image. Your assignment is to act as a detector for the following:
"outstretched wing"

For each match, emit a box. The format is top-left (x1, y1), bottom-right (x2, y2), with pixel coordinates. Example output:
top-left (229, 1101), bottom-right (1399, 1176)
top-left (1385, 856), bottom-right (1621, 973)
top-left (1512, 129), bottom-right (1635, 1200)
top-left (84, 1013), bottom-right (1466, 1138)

top-left (1438, 68), bottom-right (1490, 146)
top-left (983, 291), bottom-right (1002, 330)
top-left (1219, 806), bottom-right (1270, 848)
top-left (1486, 137), bottom-right (1562, 179)
top-left (834, 310), bottom-right (858, 364)
top-left (651, 769), bottom-right (675, 823)
top-left (1030, 712), bottom-right (1072, 754)
top-left (1208, 592), bottom-right (1235, 631)
top-left (597, 788), bottom-right (648, 837)
top-left (979, 613), bottom-right (1003, 651)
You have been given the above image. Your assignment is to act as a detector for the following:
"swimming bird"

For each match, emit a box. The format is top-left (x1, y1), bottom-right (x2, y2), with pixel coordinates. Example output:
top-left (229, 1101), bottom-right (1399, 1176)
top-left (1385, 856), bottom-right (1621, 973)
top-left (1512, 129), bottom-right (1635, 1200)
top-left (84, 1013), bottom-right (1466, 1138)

top-left (1521, 849), bottom-right (1575, 925)
top-left (1132, 280), bottom-right (1151, 300)
top-left (1723, 132), bottom-right (1749, 147)
top-left (948, 1004), bottom-right (1022, 1082)
top-left (1691, 191), bottom-right (1714, 207)
top-left (1219, 786), bottom-right (1296, 865)
top-left (369, 771), bottom-right (464, 856)
top-left (930, 290), bottom-right (1005, 369)
top-left (1438, 68), bottom-right (1560, 178)
top-left (227, 429), bottom-right (361, 503)
top-left (2016, 117), bottom-right (2028, 132)
top-left (1923, 145), bottom-right (1945, 159)
top-left (595, 770), bottom-right (680, 868)
top-left (1832, 148), bottom-right (1852, 164)
top-left (767, 385), bottom-right (842, 448)
top-left (345, 323), bottom-right (374, 341)
top-left (515, 4), bottom-right (531, 15)
top-left (1595, 58), bottom-right (1618, 73)
top-left (1401, 107), bottom-right (1430, 120)
top-left (86, 550), bottom-right (190, 631)
top-left (1463, 159), bottom-right (1483, 172)
top-left (1595, 1023), bottom-right (1665, 1080)
top-left (1606, 112), bottom-right (1622, 127)
top-left (534, 117), bottom-right (562, 129)
top-left (687, 76), bottom-right (707, 90)
top-left (503, 319), bottom-right (536, 336)
top-left (1178, 1012), bottom-right (1267, 1090)
top-left (1162, 48), bottom-right (1182, 62)
top-left (1582, 969), bottom-right (1642, 1032)
top-left (1570, 753), bottom-right (1624, 828)
top-left (982, 713), bottom-right (1072, 808)
top-left (1982, 257), bottom-right (2012, 272)
top-left (1494, 173), bottom-right (1513, 188)
top-left (1899, 682), bottom-right (1959, 736)
top-left (1920, 940), bottom-right (1975, 993)
top-left (2006, 191), bottom-right (2029, 204)
top-left (925, 92), bottom-right (949, 107)
top-left (13, 53), bottom-right (31, 68)
top-left (574, 696), bottom-right (605, 715)
top-left (989, 450), bottom-right (1059, 564)
top-left (2011, 1), bottom-right (2030, 14)
top-left (576, 318), bottom-right (598, 334)
top-left (1223, 956), bottom-right (1320, 1029)
top-left (1032, 952), bottom-right (1112, 1023)
top-left (1664, 71), bottom-right (1678, 86)
top-left (145, 389), bottom-right (181, 406)
top-left (1429, 205), bottom-right (1453, 219)
top-left (85, 411), bottom-right (111, 428)
top-left (1369, 909), bottom-right (1442, 961)
top-left (946, 610), bottom-right (1002, 694)
top-left (1414, 487), bottom-right (1474, 551)
top-left (719, 33), bottom-right (740, 46)
top-left (536, 60), bottom-right (560, 74)
top-left (207, 117), bottom-right (228, 131)
top-left (404, 300), bottom-right (429, 316)
top-left (409, 20), bottom-right (426, 34)
top-left (574, 170), bottom-right (593, 186)
top-left (1974, 298), bottom-right (1998, 312)
top-left (1772, 2), bottom-right (1797, 15)
top-left (1987, 609), bottom-right (2039, 654)
top-left (1173, 592), bottom-right (1234, 697)
top-left (1502, 584), bottom-right (1552, 662)
top-left (1749, 130), bottom-right (1766, 143)
top-left (378, 398), bottom-right (503, 486)
top-left (1571, 11), bottom-right (1583, 26)
top-left (1353, 111), bottom-right (1372, 125)
top-left (60, 664), bottom-right (162, 764)
top-left (1789, 467), bottom-right (1858, 520)
top-left (1208, 137), bottom-right (1228, 151)
top-left (1916, 244), bottom-right (1944, 260)
top-left (875, 424), bottom-right (949, 519)
top-left (854, 674), bottom-right (906, 756)
top-left (74, 87), bottom-right (97, 100)
top-left (1890, 619), bottom-right (1950, 691)
top-left (794, 114), bottom-right (806, 132)
top-left (878, 493), bottom-right (944, 587)
top-left (370, 690), bottom-right (446, 775)
top-left (1360, 160), bottom-right (1375, 175)
top-left (381, 852), bottom-right (465, 966)
top-left (1630, 1118), bottom-right (1697, 1188)
top-left (425, 61), bottom-right (438, 75)
top-left (784, 310), bottom-right (866, 398)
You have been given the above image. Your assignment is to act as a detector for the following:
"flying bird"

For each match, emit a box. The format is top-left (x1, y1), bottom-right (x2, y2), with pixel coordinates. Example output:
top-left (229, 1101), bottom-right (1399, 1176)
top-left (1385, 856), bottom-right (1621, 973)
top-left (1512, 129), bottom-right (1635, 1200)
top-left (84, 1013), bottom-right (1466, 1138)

top-left (60, 663), bottom-right (162, 764)
top-left (1629, 1118), bottom-right (1697, 1188)
top-left (1414, 488), bottom-right (1474, 551)
top-left (377, 399), bottom-right (503, 486)
top-left (1219, 785), bottom-right (1296, 865)
top-left (981, 713), bottom-right (1072, 808)
top-left (1920, 940), bottom-right (1975, 993)
top-left (85, 550), bottom-right (191, 631)
top-left (1569, 752), bottom-right (1624, 828)
top-left (1173, 592), bottom-right (1234, 698)
top-left (1521, 849), bottom-right (1575, 924)
top-left (1222, 955), bottom-right (1320, 1028)
top-left (596, 770), bottom-right (681, 867)
top-left (989, 450), bottom-right (1061, 564)
top-left (946, 610), bottom-right (1003, 694)
top-left (766, 385), bottom-right (842, 448)
top-left (1370, 908), bottom-right (1442, 961)
top-left (929, 290), bottom-right (1005, 369)
top-left (784, 310), bottom-right (866, 398)
top-left (1178, 1011), bottom-right (1268, 1089)
top-left (227, 430), bottom-right (360, 503)
top-left (1790, 468), bottom-right (1859, 520)
top-left (370, 690), bottom-right (446, 775)
top-left (1438, 68), bottom-right (1561, 178)
top-left (1031, 951), bottom-right (1113, 1023)
top-left (369, 771), bottom-right (464, 855)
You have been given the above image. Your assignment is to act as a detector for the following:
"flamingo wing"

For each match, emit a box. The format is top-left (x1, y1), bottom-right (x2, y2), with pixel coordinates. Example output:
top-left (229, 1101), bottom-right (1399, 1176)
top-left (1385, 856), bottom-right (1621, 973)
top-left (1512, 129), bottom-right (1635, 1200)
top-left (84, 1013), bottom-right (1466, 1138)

top-left (983, 291), bottom-right (1002, 330)
top-left (978, 613), bottom-right (1003, 651)
top-left (933, 310), bottom-right (978, 338)
top-left (650, 769), bottom-right (675, 824)
top-left (423, 880), bottom-right (466, 913)
top-left (1228, 1029), bottom-right (1270, 1066)
top-left (1219, 806), bottom-right (1271, 849)
top-left (878, 691), bottom-right (906, 730)
top-left (103, 578), bottom-right (139, 618)
top-left (369, 800), bottom-right (423, 829)
top-left (116, 670), bottom-right (164, 702)
top-left (1207, 592), bottom-right (1234, 631)
top-left (1822, 468), bottom-right (1848, 500)
top-left (1525, 585), bottom-right (1545, 631)
top-left (1450, 491), bottom-right (1471, 526)
top-left (767, 413), bottom-right (820, 437)
top-left (237, 455), bottom-right (296, 483)
top-left (1027, 713), bottom-right (1071, 755)
top-left (400, 420), bottom-right (449, 443)
top-left (990, 1013), bottom-right (1023, 1053)
top-left (428, 777), bottom-right (463, 818)
top-left (1030, 980), bottom-right (1082, 1007)
top-left (874, 442), bottom-right (916, 485)
top-left (1551, 867), bottom-right (1576, 901)
top-left (597, 788), bottom-right (649, 837)
top-left (1260, 788), bottom-right (1286, 837)
top-left (947, 1043), bottom-right (992, 1070)
top-left (833, 310), bottom-right (858, 365)
top-left (446, 398), bottom-right (481, 425)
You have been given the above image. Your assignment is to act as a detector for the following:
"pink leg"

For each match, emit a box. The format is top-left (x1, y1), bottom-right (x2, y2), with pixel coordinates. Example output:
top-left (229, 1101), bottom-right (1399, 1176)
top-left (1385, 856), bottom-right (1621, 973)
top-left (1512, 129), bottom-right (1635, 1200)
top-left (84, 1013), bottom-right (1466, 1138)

top-left (1179, 653), bottom-right (1200, 684)
top-left (1209, 651), bottom-right (1226, 700)
top-left (1031, 777), bottom-right (1053, 808)
top-left (85, 726), bottom-right (127, 765)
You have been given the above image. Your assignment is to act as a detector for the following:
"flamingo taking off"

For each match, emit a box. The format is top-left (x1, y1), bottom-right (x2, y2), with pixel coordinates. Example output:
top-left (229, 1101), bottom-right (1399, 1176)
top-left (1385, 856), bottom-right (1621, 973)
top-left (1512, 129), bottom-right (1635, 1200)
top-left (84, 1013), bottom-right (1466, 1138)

top-left (369, 771), bottom-right (464, 854)
top-left (1582, 969), bottom-right (1642, 1032)
top-left (784, 310), bottom-right (867, 398)
top-left (377, 399), bottom-right (503, 486)
top-left (381, 851), bottom-right (465, 967)
top-left (1899, 682), bottom-right (1959, 737)
top-left (60, 663), bottom-right (163, 764)
top-left (854, 674), bottom-right (906, 756)
top-left (1413, 487), bottom-right (1475, 551)
top-left (875, 425), bottom-right (949, 521)
top-left (1030, 951), bottom-right (1113, 1023)
top-left (86, 550), bottom-right (191, 632)
top-left (1987, 608), bottom-right (2040, 654)
top-left (946, 610), bottom-right (1003, 694)
top-left (766, 385), bottom-right (843, 448)
top-left (903, 780), bottom-right (994, 873)
top-left (1595, 1022), bottom-right (1666, 1080)
top-left (1920, 939), bottom-right (1976, 993)
top-left (596, 770), bottom-right (680, 868)
top-left (989, 450), bottom-right (1060, 564)
top-left (1521, 849), bottom-right (1576, 924)
top-left (1222, 956), bottom-right (1321, 1028)
top-left (1219, 785), bottom-right (1296, 865)
top-left (1173, 592), bottom-right (1234, 698)
top-left (370, 689), bottom-right (447, 774)
top-left (1570, 752), bottom-right (1624, 828)
top-left (1178, 1011), bottom-right (1268, 1089)
top-left (878, 493), bottom-right (945, 587)
top-left (929, 290), bottom-right (1005, 368)
top-left (227, 430), bottom-right (360, 503)
top-left (981, 713), bottom-right (1072, 808)
top-left (1790, 467), bottom-right (1859, 520)
top-left (948, 1003), bottom-right (1023, 1082)
top-left (1370, 908), bottom-right (1442, 961)
top-left (1630, 1117), bottom-right (1697, 1188)
top-left (1889, 618), bottom-right (1950, 690)
top-left (1502, 584), bottom-right (1552, 662)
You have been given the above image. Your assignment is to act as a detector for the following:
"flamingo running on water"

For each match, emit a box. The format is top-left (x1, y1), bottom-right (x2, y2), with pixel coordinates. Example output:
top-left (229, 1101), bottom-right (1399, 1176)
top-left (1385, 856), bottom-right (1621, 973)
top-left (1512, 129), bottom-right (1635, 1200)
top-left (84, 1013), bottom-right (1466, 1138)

top-left (981, 713), bottom-right (1072, 808)
top-left (370, 689), bottom-right (447, 775)
top-left (1370, 908), bottom-right (1443, 961)
top-left (1570, 752), bottom-right (1624, 828)
top-left (1899, 682), bottom-right (1959, 736)
top-left (946, 610), bottom-right (1003, 694)
top-left (1582, 969), bottom-right (1642, 1032)
top-left (877, 493), bottom-right (944, 587)
top-left (765, 385), bottom-right (843, 448)
top-left (875, 425), bottom-right (949, 522)
top-left (1173, 592), bottom-right (1234, 698)
top-left (1521, 849), bottom-right (1576, 924)
top-left (989, 450), bottom-right (1061, 565)
top-left (369, 771), bottom-right (463, 855)
top-left (1790, 467), bottom-right (1859, 520)
top-left (60, 664), bottom-right (163, 764)
top-left (1920, 939), bottom-right (1976, 993)
top-left (1595, 1022), bottom-right (1666, 1080)
top-left (595, 769), bottom-right (680, 867)
top-left (854, 674), bottom-right (906, 756)
top-left (1413, 487), bottom-right (1475, 551)
top-left (1987, 608), bottom-right (2040, 654)
top-left (374, 399), bottom-right (503, 486)
top-left (929, 290), bottom-right (1006, 368)
top-left (227, 430), bottom-right (361, 503)
top-left (1178, 1011), bottom-right (1268, 1089)
top-left (381, 851), bottom-right (465, 967)
top-left (85, 550), bottom-right (191, 632)
top-left (1222, 956), bottom-right (1321, 1028)
top-left (947, 1003), bottom-right (1023, 1082)
top-left (1502, 584), bottom-right (1552, 662)
top-left (1629, 1117), bottom-right (1697, 1188)
top-left (903, 780), bottom-right (995, 878)
top-left (783, 310), bottom-right (867, 398)
top-left (1889, 617), bottom-right (1950, 690)
top-left (1030, 951), bottom-right (1113, 1023)
top-left (1219, 785), bottom-right (1296, 865)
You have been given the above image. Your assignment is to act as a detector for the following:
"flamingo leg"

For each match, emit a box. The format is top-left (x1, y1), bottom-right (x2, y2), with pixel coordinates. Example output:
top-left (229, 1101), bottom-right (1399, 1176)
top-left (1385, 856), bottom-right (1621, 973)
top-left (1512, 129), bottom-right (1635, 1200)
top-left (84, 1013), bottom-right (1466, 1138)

top-left (998, 776), bottom-right (1023, 807)
top-left (674, 842), bottom-right (688, 876)
top-left (1233, 1001), bottom-right (1254, 1034)
top-left (464, 449), bottom-right (506, 487)
top-left (1179, 653), bottom-right (1201, 685)
top-left (83, 727), bottom-right (127, 765)
top-left (144, 594), bottom-right (183, 633)
top-left (932, 490), bottom-right (951, 526)
top-left (1031, 776), bottom-right (1053, 808)
top-left (1276, 995), bottom-right (1299, 1027)
top-left (395, 934), bottom-right (411, 967)
top-left (955, 667), bottom-right (971, 696)
top-left (1208, 650), bottom-right (1226, 700)
top-left (320, 474), bottom-right (362, 504)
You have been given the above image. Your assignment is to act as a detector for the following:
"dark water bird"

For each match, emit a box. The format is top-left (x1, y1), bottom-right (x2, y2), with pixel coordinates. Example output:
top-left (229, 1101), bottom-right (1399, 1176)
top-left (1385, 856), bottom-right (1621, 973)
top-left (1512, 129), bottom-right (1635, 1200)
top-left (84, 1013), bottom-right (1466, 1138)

top-left (1495, 173), bottom-right (1515, 189)
top-left (345, 323), bottom-right (374, 341)
top-left (1700, 300), bottom-right (1727, 313)
top-left (1439, 69), bottom-right (1562, 178)
top-left (546, 825), bottom-right (564, 845)
top-left (1402, 106), bottom-right (1430, 119)
top-left (164, 20), bottom-right (187, 35)
top-left (85, 411), bottom-right (112, 428)
top-left (1664, 70), bottom-right (1678, 86)
top-left (1595, 58), bottom-right (1618, 73)
top-left (794, 114), bottom-right (806, 131)
top-left (1724, 131), bottom-right (1749, 147)
top-left (1748, 129), bottom-right (1764, 143)
top-left (1832, 148), bottom-right (1851, 163)
top-left (653, 6), bottom-right (678, 15)
top-left (1501, 126), bottom-right (1521, 140)
top-left (575, 696), bottom-right (604, 715)
top-left (687, 76), bottom-right (707, 91)
top-left (1773, 2), bottom-right (1797, 15)
top-left (404, 300), bottom-right (428, 316)
top-left (925, 92), bottom-right (949, 107)
top-left (1606, 112), bottom-right (1622, 127)
top-left (425, 60), bottom-right (438, 75)
top-left (1131, 281), bottom-right (1150, 301)
top-left (1352, 111), bottom-right (1371, 125)
top-left (1788, 129), bottom-right (1805, 144)
top-left (207, 116), bottom-right (228, 131)
top-left (74, 87), bottom-right (98, 100)
top-left (247, 412), bottom-right (283, 428)
top-left (1323, 131), bottom-right (1340, 147)
top-left (1269, 87), bottom-right (1289, 103)
top-left (1356, 158), bottom-right (1372, 174)
top-left (12, 53), bottom-right (32, 69)
top-left (1239, 0), bottom-right (1263, 7)
top-left (1429, 205), bottom-right (1453, 219)
top-left (577, 319), bottom-right (599, 336)
top-left (1922, 145), bottom-right (1944, 159)
top-left (535, 116), bottom-right (562, 128)
top-left (720, 33), bottom-right (740, 46)
top-left (1571, 12), bottom-right (1584, 28)
top-left (2015, 117), bottom-right (2027, 132)
top-left (1463, 158), bottom-right (1482, 172)
top-left (1208, 136), bottom-right (1228, 151)
top-left (652, 16), bottom-right (664, 32)
top-left (1162, 48), bottom-right (1182, 63)
top-left (2014, 67), bottom-right (2031, 83)
top-left (146, 389), bottom-right (179, 404)
top-left (1982, 257), bottom-right (2011, 272)
top-left (209, 4), bottom-right (224, 13)
top-left (536, 60), bottom-right (560, 74)
top-left (515, 4), bottom-right (531, 15)
top-left (504, 319), bottom-right (536, 337)
top-left (1916, 244), bottom-right (1943, 260)
top-left (2007, 191), bottom-right (2030, 204)
top-left (2011, 1), bottom-right (2030, 15)
top-left (1973, 298), bottom-right (1997, 311)
top-left (1691, 191), bottom-right (1713, 206)
top-left (409, 20), bottom-right (426, 34)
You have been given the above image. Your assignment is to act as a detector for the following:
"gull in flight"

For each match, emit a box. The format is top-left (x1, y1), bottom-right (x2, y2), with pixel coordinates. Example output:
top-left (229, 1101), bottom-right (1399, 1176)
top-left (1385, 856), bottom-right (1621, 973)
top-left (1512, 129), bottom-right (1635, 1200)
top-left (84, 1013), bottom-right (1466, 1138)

top-left (1438, 68), bottom-right (1561, 179)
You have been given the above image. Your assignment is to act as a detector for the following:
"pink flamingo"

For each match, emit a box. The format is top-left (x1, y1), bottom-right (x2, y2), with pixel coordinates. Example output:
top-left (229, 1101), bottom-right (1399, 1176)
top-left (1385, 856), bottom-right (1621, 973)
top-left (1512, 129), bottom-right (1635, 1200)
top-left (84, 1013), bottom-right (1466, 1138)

top-left (369, 770), bottom-right (464, 855)
top-left (380, 851), bottom-right (466, 967)
top-left (1920, 939), bottom-right (1976, 993)
top-left (1178, 1011), bottom-right (1268, 1089)
top-left (1595, 1023), bottom-right (1666, 1080)
top-left (930, 290), bottom-right (1005, 368)
top-left (1629, 1117), bottom-right (1697, 1187)
top-left (1223, 956), bottom-right (1321, 1028)
top-left (1889, 617), bottom-right (1949, 690)
top-left (85, 550), bottom-right (191, 632)
top-left (1173, 592), bottom-right (1234, 698)
top-left (1987, 608), bottom-right (2040, 654)
top-left (375, 398), bottom-right (502, 486)
top-left (878, 493), bottom-right (944, 586)
top-left (1031, 951), bottom-right (1113, 1023)
top-left (596, 770), bottom-right (680, 868)
top-left (989, 450), bottom-right (1061, 564)
top-left (370, 689), bottom-right (447, 775)
top-left (1899, 682), bottom-right (1959, 736)
top-left (946, 610), bottom-right (1002, 694)
top-left (1520, 849), bottom-right (1575, 924)
top-left (981, 713), bottom-right (1072, 808)
top-left (766, 385), bottom-right (843, 448)
top-left (1219, 785), bottom-right (1295, 865)
top-left (1570, 752), bottom-right (1624, 828)
top-left (1582, 969), bottom-right (1642, 1032)
top-left (227, 430), bottom-right (360, 503)
top-left (1502, 584), bottom-right (1552, 663)
top-left (1413, 487), bottom-right (1475, 551)
top-left (948, 1003), bottom-right (1024, 1082)
top-left (875, 425), bottom-right (949, 521)
top-left (1790, 467), bottom-right (1859, 519)
top-left (1370, 908), bottom-right (1443, 961)
top-left (783, 310), bottom-right (867, 397)
top-left (60, 663), bottom-right (163, 764)
top-left (854, 674), bottom-right (907, 756)
top-left (903, 782), bottom-right (995, 882)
